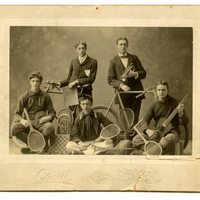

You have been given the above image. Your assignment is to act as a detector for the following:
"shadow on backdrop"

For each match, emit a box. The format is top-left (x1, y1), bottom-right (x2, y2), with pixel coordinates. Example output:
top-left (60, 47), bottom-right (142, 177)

top-left (10, 27), bottom-right (192, 142)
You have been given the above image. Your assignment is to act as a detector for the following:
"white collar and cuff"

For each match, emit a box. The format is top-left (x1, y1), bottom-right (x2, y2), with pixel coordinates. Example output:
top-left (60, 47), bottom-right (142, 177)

top-left (118, 53), bottom-right (128, 67)
top-left (78, 54), bottom-right (88, 64)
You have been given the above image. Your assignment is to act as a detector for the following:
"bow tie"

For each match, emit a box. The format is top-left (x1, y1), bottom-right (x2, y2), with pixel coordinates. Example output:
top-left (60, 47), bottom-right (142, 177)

top-left (120, 55), bottom-right (128, 58)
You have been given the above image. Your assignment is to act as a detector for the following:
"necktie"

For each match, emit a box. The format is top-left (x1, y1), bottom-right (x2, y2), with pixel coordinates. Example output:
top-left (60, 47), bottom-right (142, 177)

top-left (84, 115), bottom-right (93, 132)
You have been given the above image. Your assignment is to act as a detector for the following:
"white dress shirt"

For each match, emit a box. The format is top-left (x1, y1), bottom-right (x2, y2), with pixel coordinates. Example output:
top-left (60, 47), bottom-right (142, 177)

top-left (118, 53), bottom-right (138, 90)
top-left (78, 54), bottom-right (87, 64)
top-left (118, 53), bottom-right (128, 68)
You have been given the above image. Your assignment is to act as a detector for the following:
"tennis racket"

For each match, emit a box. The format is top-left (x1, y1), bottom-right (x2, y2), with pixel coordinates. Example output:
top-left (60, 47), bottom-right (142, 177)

top-left (118, 108), bottom-right (134, 130)
top-left (134, 119), bottom-right (162, 155)
top-left (24, 108), bottom-right (46, 152)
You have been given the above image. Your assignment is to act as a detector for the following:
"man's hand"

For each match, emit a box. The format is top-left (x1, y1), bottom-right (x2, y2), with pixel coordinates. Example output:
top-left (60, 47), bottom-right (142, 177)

top-left (39, 115), bottom-right (52, 124)
top-left (66, 141), bottom-right (82, 153)
top-left (78, 141), bottom-right (84, 146)
top-left (120, 84), bottom-right (131, 92)
top-left (127, 70), bottom-right (138, 79)
top-left (145, 129), bottom-right (159, 140)
top-left (20, 119), bottom-right (30, 128)
top-left (145, 129), bottom-right (154, 137)
top-left (177, 103), bottom-right (184, 117)
top-left (77, 141), bottom-right (90, 151)
top-left (150, 131), bottom-right (159, 140)
top-left (68, 80), bottom-right (79, 88)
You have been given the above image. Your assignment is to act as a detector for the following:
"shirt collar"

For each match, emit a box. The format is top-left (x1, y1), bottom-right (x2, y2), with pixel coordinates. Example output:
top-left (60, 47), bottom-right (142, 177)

top-left (157, 95), bottom-right (170, 103)
top-left (79, 110), bottom-right (97, 120)
top-left (118, 52), bottom-right (128, 58)
top-left (28, 89), bottom-right (42, 97)
top-left (78, 54), bottom-right (87, 62)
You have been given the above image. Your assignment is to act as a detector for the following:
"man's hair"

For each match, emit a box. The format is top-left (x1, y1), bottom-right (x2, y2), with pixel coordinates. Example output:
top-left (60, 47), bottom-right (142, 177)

top-left (116, 37), bottom-right (129, 45)
top-left (28, 71), bottom-right (43, 82)
top-left (79, 94), bottom-right (93, 104)
top-left (156, 80), bottom-right (169, 89)
top-left (74, 41), bottom-right (87, 49)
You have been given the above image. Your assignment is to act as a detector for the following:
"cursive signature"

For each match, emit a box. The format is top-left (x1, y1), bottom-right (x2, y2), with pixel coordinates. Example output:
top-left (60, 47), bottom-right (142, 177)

top-left (37, 169), bottom-right (72, 185)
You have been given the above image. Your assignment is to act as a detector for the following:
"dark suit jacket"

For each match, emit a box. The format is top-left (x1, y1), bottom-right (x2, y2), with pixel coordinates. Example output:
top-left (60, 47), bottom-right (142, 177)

top-left (60, 56), bottom-right (98, 91)
top-left (107, 53), bottom-right (146, 95)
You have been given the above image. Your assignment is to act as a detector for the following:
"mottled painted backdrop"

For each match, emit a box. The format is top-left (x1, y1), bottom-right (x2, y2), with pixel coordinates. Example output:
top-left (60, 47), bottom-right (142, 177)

top-left (10, 27), bottom-right (192, 139)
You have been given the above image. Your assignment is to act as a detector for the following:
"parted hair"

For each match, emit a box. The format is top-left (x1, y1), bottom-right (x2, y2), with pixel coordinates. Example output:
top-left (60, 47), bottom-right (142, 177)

top-left (157, 80), bottom-right (169, 89)
top-left (74, 41), bottom-right (87, 49)
top-left (28, 71), bottom-right (43, 82)
top-left (116, 37), bottom-right (129, 45)
top-left (79, 94), bottom-right (93, 104)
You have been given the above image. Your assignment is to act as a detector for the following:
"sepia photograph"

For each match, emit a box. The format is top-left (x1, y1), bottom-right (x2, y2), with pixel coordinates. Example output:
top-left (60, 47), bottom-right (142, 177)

top-left (9, 26), bottom-right (192, 156)
top-left (0, 5), bottom-right (200, 191)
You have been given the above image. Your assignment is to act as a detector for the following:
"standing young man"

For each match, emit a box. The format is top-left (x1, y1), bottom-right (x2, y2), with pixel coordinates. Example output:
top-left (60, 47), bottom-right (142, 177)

top-left (132, 81), bottom-right (188, 155)
top-left (11, 72), bottom-right (56, 154)
top-left (56, 41), bottom-right (98, 97)
top-left (107, 37), bottom-right (146, 126)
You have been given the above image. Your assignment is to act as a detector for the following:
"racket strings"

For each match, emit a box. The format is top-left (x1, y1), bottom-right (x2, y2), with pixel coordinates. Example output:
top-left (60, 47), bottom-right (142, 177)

top-left (145, 141), bottom-right (162, 155)
top-left (118, 108), bottom-right (134, 130)
top-left (101, 124), bottom-right (121, 139)
top-left (28, 131), bottom-right (45, 152)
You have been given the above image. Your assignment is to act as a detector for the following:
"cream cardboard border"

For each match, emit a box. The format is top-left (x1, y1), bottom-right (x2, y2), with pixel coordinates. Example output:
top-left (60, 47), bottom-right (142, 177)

top-left (0, 5), bottom-right (200, 191)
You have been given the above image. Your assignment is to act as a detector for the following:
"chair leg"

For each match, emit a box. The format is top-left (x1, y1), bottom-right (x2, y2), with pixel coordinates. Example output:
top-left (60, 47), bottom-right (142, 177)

top-left (175, 140), bottom-right (184, 155)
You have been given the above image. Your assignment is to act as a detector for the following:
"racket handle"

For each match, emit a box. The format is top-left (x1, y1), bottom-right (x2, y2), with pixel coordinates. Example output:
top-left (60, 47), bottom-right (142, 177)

top-left (158, 125), bottom-right (165, 132)
top-left (23, 108), bottom-right (31, 122)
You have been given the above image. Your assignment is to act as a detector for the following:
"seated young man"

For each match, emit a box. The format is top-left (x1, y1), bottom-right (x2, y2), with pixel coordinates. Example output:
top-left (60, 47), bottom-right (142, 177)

top-left (132, 80), bottom-right (189, 155)
top-left (68, 94), bottom-right (132, 154)
top-left (11, 72), bottom-right (56, 154)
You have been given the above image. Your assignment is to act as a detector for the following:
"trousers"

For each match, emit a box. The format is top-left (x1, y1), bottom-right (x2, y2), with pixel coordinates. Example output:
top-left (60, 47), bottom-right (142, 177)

top-left (132, 130), bottom-right (179, 155)
top-left (11, 122), bottom-right (55, 146)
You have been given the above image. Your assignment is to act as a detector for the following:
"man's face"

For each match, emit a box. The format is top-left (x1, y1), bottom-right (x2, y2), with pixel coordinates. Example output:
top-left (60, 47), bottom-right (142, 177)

top-left (156, 84), bottom-right (168, 101)
top-left (117, 39), bottom-right (128, 55)
top-left (76, 44), bottom-right (87, 57)
top-left (80, 99), bottom-right (92, 115)
top-left (29, 77), bottom-right (41, 92)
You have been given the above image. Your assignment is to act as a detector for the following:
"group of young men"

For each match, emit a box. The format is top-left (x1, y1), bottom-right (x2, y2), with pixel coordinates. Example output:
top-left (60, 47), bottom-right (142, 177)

top-left (11, 37), bottom-right (188, 155)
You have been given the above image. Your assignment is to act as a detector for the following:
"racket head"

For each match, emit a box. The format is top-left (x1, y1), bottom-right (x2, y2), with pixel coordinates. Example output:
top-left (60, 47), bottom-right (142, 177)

top-left (118, 108), bottom-right (134, 130)
top-left (100, 124), bottom-right (121, 140)
top-left (12, 136), bottom-right (28, 148)
top-left (144, 141), bottom-right (162, 155)
top-left (27, 129), bottom-right (46, 152)
top-left (100, 124), bottom-right (121, 146)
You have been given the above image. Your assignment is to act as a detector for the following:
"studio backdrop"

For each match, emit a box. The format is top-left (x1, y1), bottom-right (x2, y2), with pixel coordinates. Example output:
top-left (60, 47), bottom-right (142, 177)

top-left (9, 27), bottom-right (192, 140)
